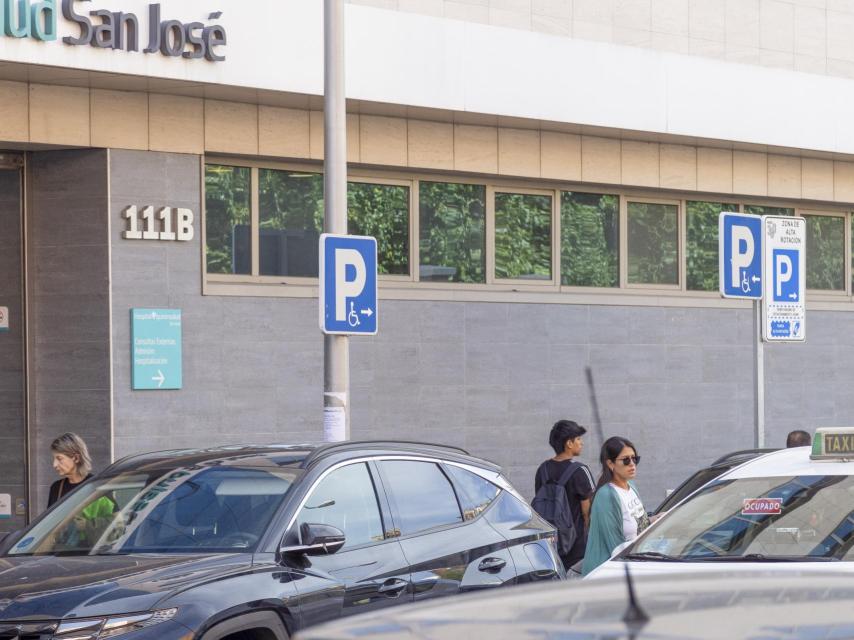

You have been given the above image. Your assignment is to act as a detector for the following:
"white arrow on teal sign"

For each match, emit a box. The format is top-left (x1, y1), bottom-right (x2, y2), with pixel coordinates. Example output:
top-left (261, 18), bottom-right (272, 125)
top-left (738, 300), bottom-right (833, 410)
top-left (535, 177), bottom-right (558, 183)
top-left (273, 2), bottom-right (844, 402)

top-left (131, 309), bottom-right (182, 390)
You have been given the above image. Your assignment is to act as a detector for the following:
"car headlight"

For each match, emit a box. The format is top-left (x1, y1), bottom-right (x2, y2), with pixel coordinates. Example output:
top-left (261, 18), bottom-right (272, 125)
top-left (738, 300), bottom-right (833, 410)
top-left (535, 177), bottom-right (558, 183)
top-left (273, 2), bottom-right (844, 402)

top-left (54, 608), bottom-right (178, 639)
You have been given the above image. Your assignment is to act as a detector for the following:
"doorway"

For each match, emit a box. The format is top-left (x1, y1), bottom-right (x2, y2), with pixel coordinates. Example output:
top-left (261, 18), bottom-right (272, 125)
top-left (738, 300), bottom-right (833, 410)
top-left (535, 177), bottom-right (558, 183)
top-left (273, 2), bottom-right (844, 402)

top-left (0, 154), bottom-right (27, 532)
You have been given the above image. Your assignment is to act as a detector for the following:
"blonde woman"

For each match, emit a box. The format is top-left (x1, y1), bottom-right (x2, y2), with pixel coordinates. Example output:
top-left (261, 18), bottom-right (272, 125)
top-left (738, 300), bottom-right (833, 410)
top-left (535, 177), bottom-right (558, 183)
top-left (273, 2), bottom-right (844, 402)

top-left (47, 432), bottom-right (93, 507)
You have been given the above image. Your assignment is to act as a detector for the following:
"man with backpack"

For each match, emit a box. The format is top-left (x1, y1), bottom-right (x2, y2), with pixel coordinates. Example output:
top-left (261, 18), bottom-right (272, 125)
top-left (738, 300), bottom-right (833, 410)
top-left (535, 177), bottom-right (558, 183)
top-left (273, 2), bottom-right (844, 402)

top-left (532, 420), bottom-right (596, 574)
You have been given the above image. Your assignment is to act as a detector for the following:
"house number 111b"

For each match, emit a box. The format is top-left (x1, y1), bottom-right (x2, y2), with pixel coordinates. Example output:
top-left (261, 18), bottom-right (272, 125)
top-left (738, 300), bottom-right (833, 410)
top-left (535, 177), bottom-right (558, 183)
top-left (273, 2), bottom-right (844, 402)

top-left (122, 206), bottom-right (195, 242)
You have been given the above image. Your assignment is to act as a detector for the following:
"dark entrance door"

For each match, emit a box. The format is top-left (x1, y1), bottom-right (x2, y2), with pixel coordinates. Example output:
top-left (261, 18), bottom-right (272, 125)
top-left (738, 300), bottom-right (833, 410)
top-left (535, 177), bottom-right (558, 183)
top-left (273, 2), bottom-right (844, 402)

top-left (0, 158), bottom-right (26, 533)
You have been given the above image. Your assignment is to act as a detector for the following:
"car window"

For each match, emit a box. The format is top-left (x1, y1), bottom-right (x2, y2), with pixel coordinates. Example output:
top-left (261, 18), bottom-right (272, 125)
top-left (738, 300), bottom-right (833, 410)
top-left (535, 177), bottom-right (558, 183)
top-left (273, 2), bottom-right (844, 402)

top-left (7, 467), bottom-right (297, 556)
top-left (380, 461), bottom-right (463, 535)
top-left (656, 466), bottom-right (730, 513)
top-left (631, 474), bottom-right (854, 561)
top-left (296, 463), bottom-right (385, 549)
top-left (445, 465), bottom-right (500, 520)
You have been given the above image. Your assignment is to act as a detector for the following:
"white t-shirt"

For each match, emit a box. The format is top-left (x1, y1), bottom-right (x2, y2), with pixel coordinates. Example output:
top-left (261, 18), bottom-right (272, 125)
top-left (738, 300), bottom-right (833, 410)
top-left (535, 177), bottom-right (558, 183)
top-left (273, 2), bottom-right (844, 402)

top-left (611, 483), bottom-right (648, 542)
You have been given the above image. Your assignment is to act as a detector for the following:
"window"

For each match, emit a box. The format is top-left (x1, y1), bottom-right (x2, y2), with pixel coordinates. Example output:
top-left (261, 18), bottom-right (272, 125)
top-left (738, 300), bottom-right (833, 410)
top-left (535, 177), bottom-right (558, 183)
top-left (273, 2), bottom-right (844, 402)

top-left (560, 192), bottom-right (618, 287)
top-left (296, 463), bottom-right (385, 549)
top-left (380, 461), bottom-right (463, 535)
top-left (686, 201), bottom-right (731, 292)
top-left (627, 201), bottom-right (679, 285)
top-left (348, 181), bottom-right (410, 275)
top-left (258, 169), bottom-right (323, 277)
top-left (805, 214), bottom-right (845, 291)
top-left (744, 205), bottom-right (794, 217)
top-left (445, 466), bottom-right (500, 521)
top-left (494, 191), bottom-right (553, 281)
top-left (419, 181), bottom-right (486, 283)
top-left (205, 165), bottom-right (251, 275)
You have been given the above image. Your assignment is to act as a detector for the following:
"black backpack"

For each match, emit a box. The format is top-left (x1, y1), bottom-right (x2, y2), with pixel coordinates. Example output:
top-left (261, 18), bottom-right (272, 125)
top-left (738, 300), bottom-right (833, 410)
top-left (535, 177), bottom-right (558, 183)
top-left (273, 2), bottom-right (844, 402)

top-left (531, 462), bottom-right (580, 556)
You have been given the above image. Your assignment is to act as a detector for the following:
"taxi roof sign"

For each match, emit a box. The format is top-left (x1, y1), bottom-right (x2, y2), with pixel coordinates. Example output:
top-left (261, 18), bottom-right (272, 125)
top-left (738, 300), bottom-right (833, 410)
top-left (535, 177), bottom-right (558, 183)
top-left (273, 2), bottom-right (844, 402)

top-left (811, 427), bottom-right (854, 460)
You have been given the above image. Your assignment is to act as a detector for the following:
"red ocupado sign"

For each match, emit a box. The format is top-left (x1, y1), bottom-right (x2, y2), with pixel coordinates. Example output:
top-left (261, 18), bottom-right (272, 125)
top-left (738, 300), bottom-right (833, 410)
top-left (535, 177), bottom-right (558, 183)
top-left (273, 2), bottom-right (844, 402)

top-left (742, 498), bottom-right (782, 515)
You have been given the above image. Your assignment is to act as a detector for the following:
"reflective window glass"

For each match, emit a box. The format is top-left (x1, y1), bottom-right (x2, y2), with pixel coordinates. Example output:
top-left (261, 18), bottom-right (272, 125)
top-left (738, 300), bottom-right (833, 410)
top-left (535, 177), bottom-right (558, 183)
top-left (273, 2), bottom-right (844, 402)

top-left (205, 165), bottom-right (251, 275)
top-left (686, 201), bottom-right (730, 292)
top-left (744, 205), bottom-right (794, 217)
top-left (494, 192), bottom-right (553, 281)
top-left (348, 182), bottom-right (410, 275)
top-left (419, 181), bottom-right (486, 283)
top-left (258, 169), bottom-right (323, 277)
top-left (627, 201), bottom-right (679, 285)
top-left (296, 463), bottom-right (385, 549)
top-left (380, 461), bottom-right (463, 535)
top-left (805, 214), bottom-right (845, 291)
top-left (445, 466), bottom-right (500, 521)
top-left (560, 192), bottom-right (619, 287)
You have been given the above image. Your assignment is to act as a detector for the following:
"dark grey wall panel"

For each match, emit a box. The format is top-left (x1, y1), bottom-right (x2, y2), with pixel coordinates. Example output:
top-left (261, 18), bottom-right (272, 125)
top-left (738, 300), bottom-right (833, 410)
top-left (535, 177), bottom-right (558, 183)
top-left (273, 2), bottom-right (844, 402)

top-left (27, 150), bottom-right (111, 513)
top-left (0, 168), bottom-right (26, 531)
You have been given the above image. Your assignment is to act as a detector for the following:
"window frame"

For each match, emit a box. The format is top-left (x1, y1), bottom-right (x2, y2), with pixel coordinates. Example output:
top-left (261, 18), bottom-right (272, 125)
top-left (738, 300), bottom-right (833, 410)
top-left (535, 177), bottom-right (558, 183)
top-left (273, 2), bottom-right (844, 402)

top-left (488, 185), bottom-right (560, 288)
top-left (558, 187), bottom-right (623, 293)
top-left (622, 195), bottom-right (683, 291)
top-left (416, 177), bottom-right (489, 286)
top-left (797, 208), bottom-right (850, 297)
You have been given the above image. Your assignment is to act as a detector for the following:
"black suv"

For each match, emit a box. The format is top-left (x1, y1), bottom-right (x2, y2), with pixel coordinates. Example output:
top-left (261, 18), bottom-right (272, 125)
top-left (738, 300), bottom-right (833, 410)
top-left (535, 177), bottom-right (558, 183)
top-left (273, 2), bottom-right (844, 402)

top-left (0, 441), bottom-right (562, 639)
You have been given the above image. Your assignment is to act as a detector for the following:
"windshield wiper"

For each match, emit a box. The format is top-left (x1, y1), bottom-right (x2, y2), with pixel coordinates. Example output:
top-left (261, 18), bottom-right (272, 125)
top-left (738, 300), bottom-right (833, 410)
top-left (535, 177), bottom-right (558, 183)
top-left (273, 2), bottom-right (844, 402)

top-left (622, 551), bottom-right (685, 562)
top-left (691, 553), bottom-right (840, 562)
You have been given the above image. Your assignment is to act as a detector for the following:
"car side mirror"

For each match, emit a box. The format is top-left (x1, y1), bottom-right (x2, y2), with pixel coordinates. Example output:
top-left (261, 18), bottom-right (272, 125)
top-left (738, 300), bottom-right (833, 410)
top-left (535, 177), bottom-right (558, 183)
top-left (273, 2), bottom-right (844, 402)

top-left (280, 523), bottom-right (345, 557)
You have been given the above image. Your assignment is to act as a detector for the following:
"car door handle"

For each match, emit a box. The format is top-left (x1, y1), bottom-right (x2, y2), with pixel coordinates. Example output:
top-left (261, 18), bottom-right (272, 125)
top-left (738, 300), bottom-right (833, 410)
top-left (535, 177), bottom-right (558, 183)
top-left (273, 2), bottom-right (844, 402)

top-left (378, 578), bottom-right (409, 597)
top-left (478, 557), bottom-right (506, 573)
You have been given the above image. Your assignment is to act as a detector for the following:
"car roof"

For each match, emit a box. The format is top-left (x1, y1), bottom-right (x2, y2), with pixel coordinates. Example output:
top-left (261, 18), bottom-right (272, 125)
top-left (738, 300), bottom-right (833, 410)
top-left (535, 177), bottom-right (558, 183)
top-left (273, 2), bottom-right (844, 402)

top-left (296, 570), bottom-right (854, 640)
top-left (724, 445), bottom-right (854, 479)
top-left (104, 440), bottom-right (499, 475)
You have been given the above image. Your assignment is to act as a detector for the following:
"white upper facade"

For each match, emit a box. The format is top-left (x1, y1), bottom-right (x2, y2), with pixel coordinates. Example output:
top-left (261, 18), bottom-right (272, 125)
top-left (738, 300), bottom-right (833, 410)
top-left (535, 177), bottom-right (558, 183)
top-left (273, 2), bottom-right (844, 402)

top-left (1, 0), bottom-right (852, 155)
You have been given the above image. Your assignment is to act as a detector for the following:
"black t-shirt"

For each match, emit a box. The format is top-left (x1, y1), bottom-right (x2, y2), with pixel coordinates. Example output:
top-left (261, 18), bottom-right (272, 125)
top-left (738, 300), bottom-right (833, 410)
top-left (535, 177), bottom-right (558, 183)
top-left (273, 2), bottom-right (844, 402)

top-left (47, 474), bottom-right (92, 508)
top-left (534, 458), bottom-right (595, 564)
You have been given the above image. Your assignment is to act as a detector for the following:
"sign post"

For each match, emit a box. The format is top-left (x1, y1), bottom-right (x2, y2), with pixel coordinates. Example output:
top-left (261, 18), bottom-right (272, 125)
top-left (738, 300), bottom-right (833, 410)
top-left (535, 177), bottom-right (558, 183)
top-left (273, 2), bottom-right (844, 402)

top-left (322, 0), bottom-right (350, 442)
top-left (719, 212), bottom-right (765, 447)
top-left (762, 216), bottom-right (806, 342)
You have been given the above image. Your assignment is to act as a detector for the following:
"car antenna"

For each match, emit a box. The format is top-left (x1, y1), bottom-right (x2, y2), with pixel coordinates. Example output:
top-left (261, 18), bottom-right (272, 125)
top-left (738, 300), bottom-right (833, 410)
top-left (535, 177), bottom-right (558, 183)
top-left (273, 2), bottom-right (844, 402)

top-left (621, 563), bottom-right (650, 637)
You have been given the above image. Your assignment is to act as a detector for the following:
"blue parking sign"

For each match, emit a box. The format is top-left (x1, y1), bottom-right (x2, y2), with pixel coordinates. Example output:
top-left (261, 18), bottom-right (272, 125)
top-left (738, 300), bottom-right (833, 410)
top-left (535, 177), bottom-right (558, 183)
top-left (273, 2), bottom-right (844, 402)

top-left (771, 248), bottom-right (800, 302)
top-left (719, 212), bottom-right (763, 299)
top-left (319, 234), bottom-right (378, 335)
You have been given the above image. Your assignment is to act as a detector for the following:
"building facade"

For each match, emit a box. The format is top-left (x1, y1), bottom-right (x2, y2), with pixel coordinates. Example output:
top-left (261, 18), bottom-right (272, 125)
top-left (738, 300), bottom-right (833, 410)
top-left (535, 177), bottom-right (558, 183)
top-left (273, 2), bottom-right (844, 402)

top-left (2, 0), bottom-right (854, 528)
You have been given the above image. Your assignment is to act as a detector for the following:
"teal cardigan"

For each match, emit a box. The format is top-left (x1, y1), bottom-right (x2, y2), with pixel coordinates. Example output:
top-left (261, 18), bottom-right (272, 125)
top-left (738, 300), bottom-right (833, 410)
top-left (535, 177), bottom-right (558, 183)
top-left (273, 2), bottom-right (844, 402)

top-left (581, 481), bottom-right (639, 576)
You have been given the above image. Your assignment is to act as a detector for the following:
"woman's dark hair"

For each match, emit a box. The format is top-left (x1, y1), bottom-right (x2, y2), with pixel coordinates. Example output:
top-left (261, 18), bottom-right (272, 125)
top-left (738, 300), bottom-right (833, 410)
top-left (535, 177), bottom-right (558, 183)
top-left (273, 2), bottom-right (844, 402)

top-left (548, 420), bottom-right (587, 455)
top-left (594, 436), bottom-right (637, 491)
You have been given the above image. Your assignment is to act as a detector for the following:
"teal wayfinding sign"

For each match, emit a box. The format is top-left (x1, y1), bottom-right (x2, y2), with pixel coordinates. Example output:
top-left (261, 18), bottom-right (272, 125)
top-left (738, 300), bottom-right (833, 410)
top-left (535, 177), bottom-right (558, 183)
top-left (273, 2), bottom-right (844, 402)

top-left (131, 309), bottom-right (182, 390)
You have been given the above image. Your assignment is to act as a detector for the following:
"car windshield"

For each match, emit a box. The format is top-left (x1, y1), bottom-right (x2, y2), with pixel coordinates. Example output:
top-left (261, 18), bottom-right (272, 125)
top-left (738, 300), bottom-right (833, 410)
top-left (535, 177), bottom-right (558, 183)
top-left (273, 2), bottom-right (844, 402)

top-left (6, 465), bottom-right (299, 556)
top-left (629, 474), bottom-right (854, 561)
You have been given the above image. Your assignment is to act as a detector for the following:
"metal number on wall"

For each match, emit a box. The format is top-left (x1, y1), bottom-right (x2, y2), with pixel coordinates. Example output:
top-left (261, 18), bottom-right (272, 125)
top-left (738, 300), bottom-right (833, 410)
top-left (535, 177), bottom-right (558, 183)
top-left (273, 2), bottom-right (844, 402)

top-left (122, 206), bottom-right (194, 242)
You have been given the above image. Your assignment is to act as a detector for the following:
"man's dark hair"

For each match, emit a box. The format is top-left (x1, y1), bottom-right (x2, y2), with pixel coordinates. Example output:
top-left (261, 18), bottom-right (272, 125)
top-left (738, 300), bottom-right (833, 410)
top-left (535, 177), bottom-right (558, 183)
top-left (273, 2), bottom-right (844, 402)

top-left (786, 430), bottom-right (811, 448)
top-left (549, 420), bottom-right (587, 455)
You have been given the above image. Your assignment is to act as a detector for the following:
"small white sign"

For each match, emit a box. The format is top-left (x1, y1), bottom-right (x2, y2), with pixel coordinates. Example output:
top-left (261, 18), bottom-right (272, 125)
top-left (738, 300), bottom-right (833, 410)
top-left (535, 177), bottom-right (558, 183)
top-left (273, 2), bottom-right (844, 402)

top-left (0, 494), bottom-right (11, 519)
top-left (323, 407), bottom-right (346, 442)
top-left (0, 306), bottom-right (8, 332)
top-left (763, 216), bottom-right (806, 342)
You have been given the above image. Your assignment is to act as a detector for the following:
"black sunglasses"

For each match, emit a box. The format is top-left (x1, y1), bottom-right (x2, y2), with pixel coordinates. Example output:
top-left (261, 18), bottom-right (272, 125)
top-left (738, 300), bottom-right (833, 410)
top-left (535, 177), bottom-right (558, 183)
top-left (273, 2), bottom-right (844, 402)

top-left (616, 455), bottom-right (641, 466)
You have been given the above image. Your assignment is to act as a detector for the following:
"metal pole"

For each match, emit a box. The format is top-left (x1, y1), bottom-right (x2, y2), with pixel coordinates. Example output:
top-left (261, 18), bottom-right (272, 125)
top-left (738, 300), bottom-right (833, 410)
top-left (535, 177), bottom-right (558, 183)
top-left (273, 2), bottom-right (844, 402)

top-left (323, 0), bottom-right (350, 441)
top-left (754, 300), bottom-right (765, 448)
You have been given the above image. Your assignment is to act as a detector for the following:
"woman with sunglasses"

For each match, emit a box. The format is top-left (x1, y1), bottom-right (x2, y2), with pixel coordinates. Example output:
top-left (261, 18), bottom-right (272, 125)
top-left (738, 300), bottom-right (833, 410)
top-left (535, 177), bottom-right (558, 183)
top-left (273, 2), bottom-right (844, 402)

top-left (581, 436), bottom-right (650, 576)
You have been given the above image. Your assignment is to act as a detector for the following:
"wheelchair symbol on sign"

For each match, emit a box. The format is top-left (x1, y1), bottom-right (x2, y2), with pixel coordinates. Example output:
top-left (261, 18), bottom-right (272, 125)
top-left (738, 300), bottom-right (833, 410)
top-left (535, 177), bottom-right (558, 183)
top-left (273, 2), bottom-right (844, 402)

top-left (348, 302), bottom-right (360, 328)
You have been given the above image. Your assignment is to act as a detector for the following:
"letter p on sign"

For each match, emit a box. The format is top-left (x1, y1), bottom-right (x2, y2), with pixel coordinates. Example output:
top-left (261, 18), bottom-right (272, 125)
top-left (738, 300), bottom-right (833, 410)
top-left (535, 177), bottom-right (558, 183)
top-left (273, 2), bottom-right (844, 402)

top-left (730, 225), bottom-right (754, 289)
top-left (335, 249), bottom-right (366, 321)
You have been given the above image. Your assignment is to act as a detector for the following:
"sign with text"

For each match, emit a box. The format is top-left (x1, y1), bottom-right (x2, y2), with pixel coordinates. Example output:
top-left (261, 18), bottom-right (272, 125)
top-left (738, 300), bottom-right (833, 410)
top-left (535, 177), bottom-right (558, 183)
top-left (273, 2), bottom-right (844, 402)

top-left (0, 494), bottom-right (10, 519)
top-left (0, 306), bottom-right (8, 332)
top-left (763, 216), bottom-right (806, 342)
top-left (131, 308), bottom-right (182, 390)
top-left (719, 212), bottom-right (763, 299)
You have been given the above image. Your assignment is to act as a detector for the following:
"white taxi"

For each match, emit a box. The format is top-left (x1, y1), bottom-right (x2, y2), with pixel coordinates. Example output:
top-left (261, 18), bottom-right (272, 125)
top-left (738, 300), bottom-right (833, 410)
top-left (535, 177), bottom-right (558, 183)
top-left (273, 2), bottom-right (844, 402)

top-left (587, 427), bottom-right (854, 579)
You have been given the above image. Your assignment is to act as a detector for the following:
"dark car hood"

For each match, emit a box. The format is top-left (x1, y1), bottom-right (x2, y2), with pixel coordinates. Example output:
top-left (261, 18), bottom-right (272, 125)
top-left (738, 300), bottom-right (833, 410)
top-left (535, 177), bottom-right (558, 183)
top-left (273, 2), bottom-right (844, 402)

top-left (0, 553), bottom-right (251, 621)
